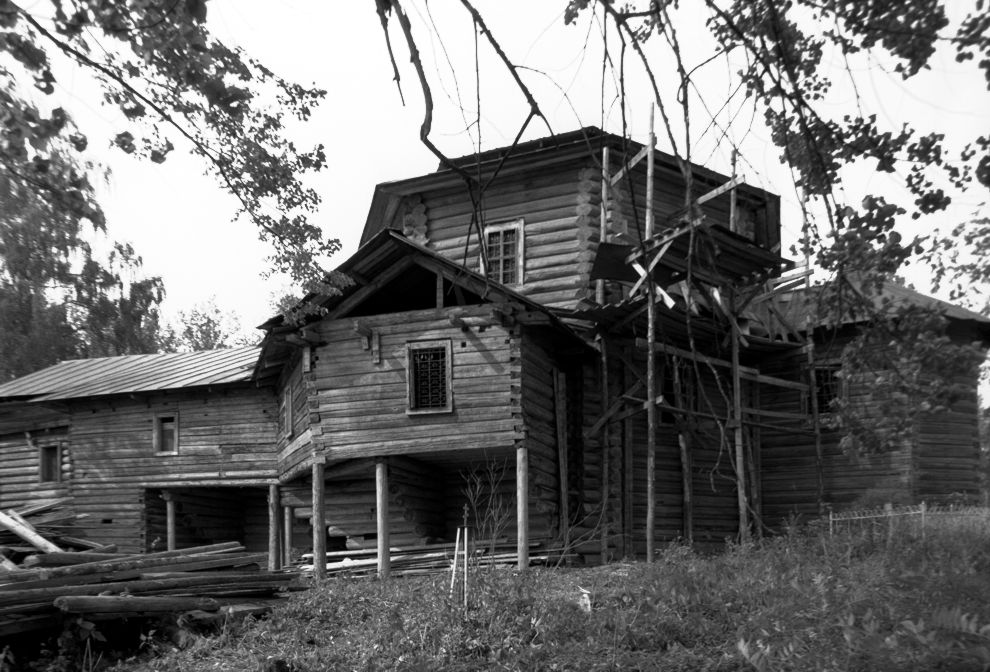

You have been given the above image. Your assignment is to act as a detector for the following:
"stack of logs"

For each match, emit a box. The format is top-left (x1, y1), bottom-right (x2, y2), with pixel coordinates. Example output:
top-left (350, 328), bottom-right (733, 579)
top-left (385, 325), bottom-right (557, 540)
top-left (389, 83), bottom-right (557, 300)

top-left (0, 501), bottom-right (302, 639)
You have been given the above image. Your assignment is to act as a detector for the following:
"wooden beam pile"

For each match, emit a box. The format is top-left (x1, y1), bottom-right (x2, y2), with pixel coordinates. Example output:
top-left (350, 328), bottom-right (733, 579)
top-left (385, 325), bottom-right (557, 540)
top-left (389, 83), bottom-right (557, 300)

top-left (298, 540), bottom-right (574, 577)
top-left (0, 535), bottom-right (303, 638)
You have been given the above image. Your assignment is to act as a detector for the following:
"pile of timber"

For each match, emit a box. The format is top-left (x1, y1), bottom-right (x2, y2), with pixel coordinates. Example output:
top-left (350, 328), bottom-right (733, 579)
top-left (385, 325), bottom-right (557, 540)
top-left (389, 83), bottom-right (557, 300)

top-left (0, 499), bottom-right (88, 556)
top-left (298, 540), bottom-right (575, 577)
top-left (0, 534), bottom-right (302, 638)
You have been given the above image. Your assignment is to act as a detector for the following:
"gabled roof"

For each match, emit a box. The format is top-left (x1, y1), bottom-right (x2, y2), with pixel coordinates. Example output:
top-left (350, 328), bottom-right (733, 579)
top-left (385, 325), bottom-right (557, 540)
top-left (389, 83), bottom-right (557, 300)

top-left (361, 126), bottom-right (780, 246)
top-left (257, 230), bottom-right (590, 381)
top-left (0, 346), bottom-right (260, 402)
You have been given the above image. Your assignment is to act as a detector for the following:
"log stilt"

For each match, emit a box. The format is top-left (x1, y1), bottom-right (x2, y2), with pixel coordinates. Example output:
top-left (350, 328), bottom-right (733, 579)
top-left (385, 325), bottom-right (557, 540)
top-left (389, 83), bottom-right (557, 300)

top-left (268, 483), bottom-right (281, 571)
top-left (517, 443), bottom-right (529, 570)
top-left (312, 461), bottom-right (326, 579)
top-left (163, 492), bottom-right (176, 552)
top-left (282, 506), bottom-right (293, 566)
top-left (376, 459), bottom-right (390, 579)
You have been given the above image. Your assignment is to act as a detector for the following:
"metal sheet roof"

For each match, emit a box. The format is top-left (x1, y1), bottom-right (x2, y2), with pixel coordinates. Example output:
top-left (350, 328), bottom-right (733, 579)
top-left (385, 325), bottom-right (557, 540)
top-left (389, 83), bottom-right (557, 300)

top-left (0, 346), bottom-right (260, 402)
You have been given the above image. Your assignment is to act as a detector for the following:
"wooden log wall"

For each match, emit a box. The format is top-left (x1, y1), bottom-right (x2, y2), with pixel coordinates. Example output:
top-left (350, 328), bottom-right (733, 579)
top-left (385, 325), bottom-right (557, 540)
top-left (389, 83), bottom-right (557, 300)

top-left (0, 426), bottom-right (70, 511)
top-left (65, 387), bottom-right (278, 552)
top-left (275, 350), bottom-right (316, 480)
top-left (311, 306), bottom-right (522, 461)
top-left (282, 457), bottom-right (462, 550)
top-left (758, 338), bottom-right (922, 527)
top-left (916, 370), bottom-right (981, 500)
top-left (144, 487), bottom-right (269, 552)
top-left (407, 162), bottom-right (599, 309)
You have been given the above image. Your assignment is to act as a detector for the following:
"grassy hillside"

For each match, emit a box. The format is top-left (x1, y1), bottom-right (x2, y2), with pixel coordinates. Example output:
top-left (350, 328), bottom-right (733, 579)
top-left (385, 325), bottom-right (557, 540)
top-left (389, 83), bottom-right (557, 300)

top-left (29, 510), bottom-right (990, 671)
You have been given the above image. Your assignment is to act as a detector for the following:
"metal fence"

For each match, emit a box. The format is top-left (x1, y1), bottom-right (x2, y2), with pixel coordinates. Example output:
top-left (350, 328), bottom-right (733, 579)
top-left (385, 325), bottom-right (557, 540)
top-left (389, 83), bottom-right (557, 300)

top-left (827, 502), bottom-right (990, 542)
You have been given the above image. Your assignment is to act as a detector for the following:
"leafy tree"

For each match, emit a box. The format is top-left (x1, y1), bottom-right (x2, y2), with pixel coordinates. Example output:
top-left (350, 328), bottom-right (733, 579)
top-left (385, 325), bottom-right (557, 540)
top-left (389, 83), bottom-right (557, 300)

top-left (161, 297), bottom-right (258, 352)
top-left (0, 170), bottom-right (168, 381)
top-left (0, 0), bottom-right (339, 293)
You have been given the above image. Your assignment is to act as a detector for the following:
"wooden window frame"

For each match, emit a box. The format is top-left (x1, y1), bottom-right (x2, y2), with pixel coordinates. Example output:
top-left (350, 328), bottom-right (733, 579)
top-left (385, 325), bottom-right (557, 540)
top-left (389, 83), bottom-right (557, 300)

top-left (806, 362), bottom-right (843, 417)
top-left (280, 386), bottom-right (294, 440)
top-left (406, 339), bottom-right (454, 415)
top-left (153, 412), bottom-right (180, 455)
top-left (481, 219), bottom-right (525, 286)
top-left (39, 443), bottom-right (62, 483)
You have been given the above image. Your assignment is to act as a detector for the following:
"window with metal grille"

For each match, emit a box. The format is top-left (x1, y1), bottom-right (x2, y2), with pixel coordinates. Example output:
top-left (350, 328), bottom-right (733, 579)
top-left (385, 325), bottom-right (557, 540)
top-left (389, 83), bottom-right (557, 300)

top-left (39, 444), bottom-right (61, 483)
top-left (807, 364), bottom-right (842, 416)
top-left (407, 340), bottom-right (453, 414)
top-left (482, 220), bottom-right (524, 285)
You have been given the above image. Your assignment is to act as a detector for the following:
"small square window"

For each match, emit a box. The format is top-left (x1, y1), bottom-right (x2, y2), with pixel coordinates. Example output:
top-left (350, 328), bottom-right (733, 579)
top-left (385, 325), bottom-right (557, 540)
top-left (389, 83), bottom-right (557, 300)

top-left (154, 414), bottom-right (179, 454)
top-left (482, 220), bottom-right (524, 285)
top-left (407, 340), bottom-right (453, 414)
top-left (39, 444), bottom-right (61, 483)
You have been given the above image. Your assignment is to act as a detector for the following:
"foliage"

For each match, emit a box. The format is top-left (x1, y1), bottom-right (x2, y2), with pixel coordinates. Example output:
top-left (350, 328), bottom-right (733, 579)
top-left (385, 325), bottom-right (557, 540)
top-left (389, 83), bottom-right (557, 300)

top-left (0, 0), bottom-right (338, 292)
top-left (813, 278), bottom-right (987, 455)
top-left (100, 512), bottom-right (990, 672)
top-left (159, 297), bottom-right (258, 352)
top-left (0, 171), bottom-right (168, 381)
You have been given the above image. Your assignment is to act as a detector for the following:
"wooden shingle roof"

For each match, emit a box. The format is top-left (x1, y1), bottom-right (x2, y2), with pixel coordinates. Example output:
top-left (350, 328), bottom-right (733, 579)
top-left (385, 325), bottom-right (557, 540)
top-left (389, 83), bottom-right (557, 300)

top-left (0, 346), bottom-right (260, 402)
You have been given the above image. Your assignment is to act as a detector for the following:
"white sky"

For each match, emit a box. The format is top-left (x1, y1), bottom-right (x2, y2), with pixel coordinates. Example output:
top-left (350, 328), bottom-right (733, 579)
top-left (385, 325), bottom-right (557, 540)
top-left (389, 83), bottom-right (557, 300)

top-left (49, 2), bottom-right (988, 332)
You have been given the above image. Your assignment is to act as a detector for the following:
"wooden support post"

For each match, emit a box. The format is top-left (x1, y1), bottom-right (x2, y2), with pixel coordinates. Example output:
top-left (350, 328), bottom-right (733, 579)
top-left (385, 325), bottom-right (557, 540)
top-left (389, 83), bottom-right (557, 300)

top-left (282, 506), bottom-right (293, 566)
top-left (729, 149), bottom-right (738, 233)
top-left (644, 106), bottom-right (657, 562)
top-left (806, 340), bottom-right (825, 513)
top-left (376, 459), bottom-right (390, 579)
top-left (596, 145), bottom-right (610, 305)
top-left (268, 484), bottom-right (281, 571)
top-left (599, 336), bottom-right (610, 562)
top-left (748, 379), bottom-right (763, 537)
top-left (622, 345), bottom-right (635, 557)
top-left (163, 491), bottom-right (176, 552)
top-left (517, 442), bottom-right (529, 570)
top-left (553, 369), bottom-right (569, 548)
top-left (311, 461), bottom-right (326, 579)
top-left (731, 320), bottom-right (750, 543)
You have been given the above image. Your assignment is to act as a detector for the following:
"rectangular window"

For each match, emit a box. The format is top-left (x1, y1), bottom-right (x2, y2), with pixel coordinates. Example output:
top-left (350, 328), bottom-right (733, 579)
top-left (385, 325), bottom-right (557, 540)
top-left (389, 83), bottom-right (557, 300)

top-left (482, 219), bottom-right (524, 285)
top-left (406, 339), bottom-right (453, 414)
top-left (280, 387), bottom-right (294, 439)
top-left (39, 444), bottom-right (61, 483)
top-left (154, 414), bottom-right (179, 454)
top-left (811, 364), bottom-right (842, 415)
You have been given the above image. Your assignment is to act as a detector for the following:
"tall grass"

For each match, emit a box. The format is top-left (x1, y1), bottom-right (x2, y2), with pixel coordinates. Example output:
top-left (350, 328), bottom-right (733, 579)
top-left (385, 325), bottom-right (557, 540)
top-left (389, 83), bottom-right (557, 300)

top-left (98, 510), bottom-right (990, 672)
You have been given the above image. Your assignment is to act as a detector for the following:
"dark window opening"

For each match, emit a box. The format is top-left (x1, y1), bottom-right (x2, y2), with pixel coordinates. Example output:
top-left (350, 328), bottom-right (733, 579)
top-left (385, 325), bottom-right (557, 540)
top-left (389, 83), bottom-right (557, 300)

top-left (155, 414), bottom-right (178, 453)
top-left (40, 444), bottom-right (61, 483)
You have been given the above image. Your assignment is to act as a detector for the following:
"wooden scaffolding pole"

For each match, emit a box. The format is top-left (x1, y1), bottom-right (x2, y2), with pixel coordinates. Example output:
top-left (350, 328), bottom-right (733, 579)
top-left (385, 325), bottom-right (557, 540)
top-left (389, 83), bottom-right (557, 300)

top-left (376, 458), bottom-right (390, 579)
top-left (596, 145), bottom-right (610, 305)
top-left (311, 461), bottom-right (326, 579)
top-left (731, 319), bottom-right (750, 542)
top-left (644, 107), bottom-right (657, 562)
top-left (672, 360), bottom-right (693, 544)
